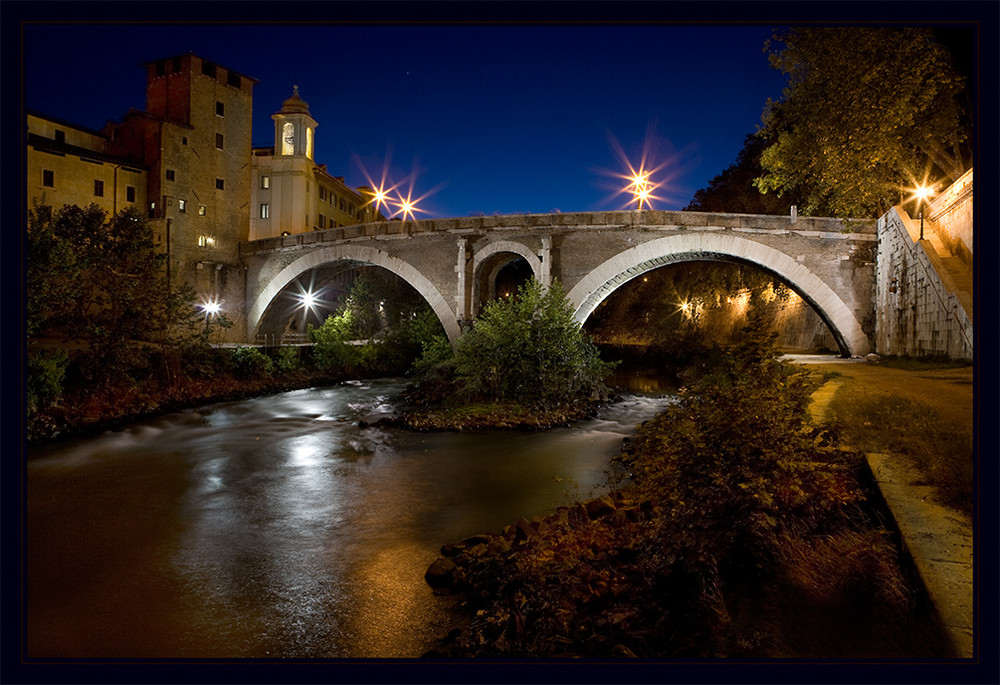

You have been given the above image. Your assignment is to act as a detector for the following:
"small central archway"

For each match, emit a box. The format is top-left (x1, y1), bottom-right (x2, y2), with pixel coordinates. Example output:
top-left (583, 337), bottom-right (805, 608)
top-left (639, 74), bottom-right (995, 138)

top-left (470, 240), bottom-right (543, 317)
top-left (567, 233), bottom-right (871, 356)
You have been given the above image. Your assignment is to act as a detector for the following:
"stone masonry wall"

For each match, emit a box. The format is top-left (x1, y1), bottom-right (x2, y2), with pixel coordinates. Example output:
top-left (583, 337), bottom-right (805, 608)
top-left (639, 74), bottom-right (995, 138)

top-left (875, 208), bottom-right (973, 360)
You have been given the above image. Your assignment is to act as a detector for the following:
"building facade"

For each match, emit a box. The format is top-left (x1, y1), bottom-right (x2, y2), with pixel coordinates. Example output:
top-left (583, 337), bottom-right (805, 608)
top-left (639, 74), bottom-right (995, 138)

top-left (26, 53), bottom-right (383, 341)
top-left (27, 112), bottom-right (148, 218)
top-left (249, 86), bottom-right (383, 242)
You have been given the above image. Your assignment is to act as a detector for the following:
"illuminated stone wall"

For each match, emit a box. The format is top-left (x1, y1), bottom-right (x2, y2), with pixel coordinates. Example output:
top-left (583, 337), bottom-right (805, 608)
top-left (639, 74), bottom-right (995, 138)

top-left (874, 203), bottom-right (973, 360)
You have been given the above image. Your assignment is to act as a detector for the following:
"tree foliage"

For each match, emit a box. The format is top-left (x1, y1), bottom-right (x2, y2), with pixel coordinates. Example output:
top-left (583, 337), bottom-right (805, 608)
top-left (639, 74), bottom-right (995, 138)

top-left (755, 27), bottom-right (972, 218)
top-left (685, 132), bottom-right (804, 214)
top-left (309, 271), bottom-right (446, 375)
top-left (26, 202), bottom-right (198, 383)
top-left (450, 278), bottom-right (615, 408)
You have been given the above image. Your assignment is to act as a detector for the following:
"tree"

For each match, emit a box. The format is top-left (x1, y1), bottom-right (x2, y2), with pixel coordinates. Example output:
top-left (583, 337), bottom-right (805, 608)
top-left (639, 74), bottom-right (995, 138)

top-left (755, 27), bottom-right (972, 218)
top-left (451, 278), bottom-right (614, 408)
top-left (685, 132), bottom-right (803, 214)
top-left (26, 202), bottom-right (196, 383)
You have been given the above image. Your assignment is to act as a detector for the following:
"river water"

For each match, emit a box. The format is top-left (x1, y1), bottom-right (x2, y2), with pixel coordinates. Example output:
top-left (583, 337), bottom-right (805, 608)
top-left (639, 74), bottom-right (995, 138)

top-left (26, 378), bottom-right (674, 658)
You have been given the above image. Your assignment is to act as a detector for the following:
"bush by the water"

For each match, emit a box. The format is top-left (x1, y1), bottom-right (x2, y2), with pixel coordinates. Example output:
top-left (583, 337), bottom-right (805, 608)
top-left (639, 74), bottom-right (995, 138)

top-left (426, 307), bottom-right (925, 658)
top-left (413, 278), bottom-right (615, 412)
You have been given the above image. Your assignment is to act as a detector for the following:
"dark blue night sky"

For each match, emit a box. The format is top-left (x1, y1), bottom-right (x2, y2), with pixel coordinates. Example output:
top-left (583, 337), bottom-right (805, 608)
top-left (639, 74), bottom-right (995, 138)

top-left (26, 23), bottom-right (790, 218)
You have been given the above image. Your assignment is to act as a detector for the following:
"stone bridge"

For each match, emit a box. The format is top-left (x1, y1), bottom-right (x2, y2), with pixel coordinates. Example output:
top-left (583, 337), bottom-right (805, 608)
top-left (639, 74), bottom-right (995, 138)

top-left (239, 209), bottom-right (878, 356)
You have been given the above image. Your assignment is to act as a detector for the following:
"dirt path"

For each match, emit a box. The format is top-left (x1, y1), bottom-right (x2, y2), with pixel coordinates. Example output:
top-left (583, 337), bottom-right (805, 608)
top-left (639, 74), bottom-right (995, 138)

top-left (786, 357), bottom-right (974, 433)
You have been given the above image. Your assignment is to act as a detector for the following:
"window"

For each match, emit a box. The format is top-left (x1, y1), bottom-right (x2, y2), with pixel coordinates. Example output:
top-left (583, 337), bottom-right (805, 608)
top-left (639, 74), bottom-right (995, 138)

top-left (228, 71), bottom-right (241, 88)
top-left (319, 187), bottom-right (326, 201)
top-left (42, 169), bottom-right (54, 187)
top-left (179, 199), bottom-right (186, 213)
top-left (172, 56), bottom-right (181, 73)
top-left (182, 137), bottom-right (188, 145)
top-left (260, 203), bottom-right (269, 219)
top-left (215, 178), bottom-right (224, 190)
top-left (340, 198), bottom-right (346, 211)
top-left (156, 61), bottom-right (165, 77)
top-left (148, 201), bottom-right (157, 218)
top-left (260, 175), bottom-right (270, 189)
top-left (94, 180), bottom-right (104, 197)
top-left (216, 133), bottom-right (224, 150)
top-left (54, 130), bottom-right (65, 144)
top-left (319, 214), bottom-right (326, 229)
top-left (216, 101), bottom-right (225, 117)
top-left (126, 185), bottom-right (135, 202)
top-left (202, 61), bottom-right (216, 77)
top-left (198, 204), bottom-right (207, 216)
top-left (165, 169), bottom-right (175, 181)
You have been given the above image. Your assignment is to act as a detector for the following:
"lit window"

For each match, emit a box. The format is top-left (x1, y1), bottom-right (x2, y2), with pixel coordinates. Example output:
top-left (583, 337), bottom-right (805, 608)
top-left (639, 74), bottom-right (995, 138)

top-left (126, 185), bottom-right (135, 202)
top-left (215, 178), bottom-right (224, 190)
top-left (260, 203), bottom-right (269, 219)
top-left (94, 180), bottom-right (104, 197)
top-left (216, 133), bottom-right (224, 150)
top-left (178, 199), bottom-right (186, 213)
top-left (166, 169), bottom-right (175, 181)
top-left (198, 204), bottom-right (207, 216)
top-left (199, 235), bottom-right (216, 247)
top-left (261, 175), bottom-right (270, 189)
top-left (42, 169), bottom-right (54, 187)
top-left (216, 101), bottom-right (225, 117)
top-left (148, 201), bottom-right (157, 218)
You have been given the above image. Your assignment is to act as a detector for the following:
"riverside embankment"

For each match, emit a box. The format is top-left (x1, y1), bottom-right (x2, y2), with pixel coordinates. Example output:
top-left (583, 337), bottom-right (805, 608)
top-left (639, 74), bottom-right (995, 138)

top-left (792, 356), bottom-right (975, 659)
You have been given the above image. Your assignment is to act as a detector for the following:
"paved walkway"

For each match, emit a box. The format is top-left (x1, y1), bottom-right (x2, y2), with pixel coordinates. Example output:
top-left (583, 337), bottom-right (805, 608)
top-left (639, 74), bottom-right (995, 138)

top-left (797, 356), bottom-right (975, 658)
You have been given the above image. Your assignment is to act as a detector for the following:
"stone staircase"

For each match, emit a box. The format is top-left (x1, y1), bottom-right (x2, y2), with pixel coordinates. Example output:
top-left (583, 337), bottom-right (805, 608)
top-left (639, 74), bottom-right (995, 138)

top-left (923, 223), bottom-right (974, 322)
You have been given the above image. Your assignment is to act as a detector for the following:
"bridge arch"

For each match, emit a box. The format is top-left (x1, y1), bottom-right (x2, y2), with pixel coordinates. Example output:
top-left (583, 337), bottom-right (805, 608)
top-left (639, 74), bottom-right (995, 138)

top-left (248, 244), bottom-right (462, 344)
top-left (471, 240), bottom-right (543, 314)
top-left (567, 233), bottom-right (871, 356)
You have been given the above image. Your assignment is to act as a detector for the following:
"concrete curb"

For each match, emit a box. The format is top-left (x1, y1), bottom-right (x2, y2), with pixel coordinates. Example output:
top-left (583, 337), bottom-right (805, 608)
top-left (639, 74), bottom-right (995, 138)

top-left (865, 452), bottom-right (974, 658)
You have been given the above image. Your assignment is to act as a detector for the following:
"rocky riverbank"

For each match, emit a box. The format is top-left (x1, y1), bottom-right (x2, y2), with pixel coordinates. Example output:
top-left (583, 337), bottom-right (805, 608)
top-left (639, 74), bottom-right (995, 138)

top-left (26, 369), bottom-right (348, 445)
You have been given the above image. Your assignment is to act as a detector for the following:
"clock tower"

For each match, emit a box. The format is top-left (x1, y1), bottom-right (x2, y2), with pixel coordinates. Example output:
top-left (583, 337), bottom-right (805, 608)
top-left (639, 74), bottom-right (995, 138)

top-left (272, 85), bottom-right (316, 158)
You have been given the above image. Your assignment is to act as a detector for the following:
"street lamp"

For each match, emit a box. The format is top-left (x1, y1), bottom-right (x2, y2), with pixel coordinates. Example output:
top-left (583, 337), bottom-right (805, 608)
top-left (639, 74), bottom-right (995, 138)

top-left (914, 184), bottom-right (934, 240)
top-left (628, 171), bottom-right (651, 210)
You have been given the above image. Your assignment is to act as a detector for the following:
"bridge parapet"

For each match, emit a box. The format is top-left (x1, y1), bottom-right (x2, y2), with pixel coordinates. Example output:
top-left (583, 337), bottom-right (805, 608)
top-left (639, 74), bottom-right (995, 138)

top-left (241, 210), bottom-right (875, 256)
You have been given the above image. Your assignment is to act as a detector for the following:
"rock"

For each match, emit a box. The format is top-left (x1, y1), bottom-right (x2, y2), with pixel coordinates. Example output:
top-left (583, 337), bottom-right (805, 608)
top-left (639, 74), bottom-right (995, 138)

top-left (584, 496), bottom-right (616, 519)
top-left (440, 542), bottom-right (466, 557)
top-left (567, 503), bottom-right (590, 528)
top-left (513, 518), bottom-right (535, 541)
top-left (460, 534), bottom-right (493, 547)
top-left (425, 557), bottom-right (458, 590)
top-left (865, 353), bottom-right (881, 363)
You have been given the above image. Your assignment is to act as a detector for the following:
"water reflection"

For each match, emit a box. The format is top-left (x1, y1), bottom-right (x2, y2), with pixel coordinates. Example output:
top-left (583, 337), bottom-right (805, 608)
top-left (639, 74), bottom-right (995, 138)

top-left (27, 379), bottom-right (673, 658)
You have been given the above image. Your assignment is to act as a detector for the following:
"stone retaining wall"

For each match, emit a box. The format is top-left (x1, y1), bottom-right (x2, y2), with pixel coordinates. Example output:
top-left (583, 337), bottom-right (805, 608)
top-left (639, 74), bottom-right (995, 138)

top-left (874, 208), bottom-right (973, 359)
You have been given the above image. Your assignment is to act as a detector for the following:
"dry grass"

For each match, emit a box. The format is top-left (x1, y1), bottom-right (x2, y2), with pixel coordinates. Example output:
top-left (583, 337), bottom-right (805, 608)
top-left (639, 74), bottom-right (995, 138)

top-left (823, 387), bottom-right (973, 516)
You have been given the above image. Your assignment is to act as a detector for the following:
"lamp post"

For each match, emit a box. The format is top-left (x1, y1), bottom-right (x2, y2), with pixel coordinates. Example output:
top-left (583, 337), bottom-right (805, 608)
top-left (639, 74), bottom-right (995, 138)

top-left (915, 184), bottom-right (933, 241)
